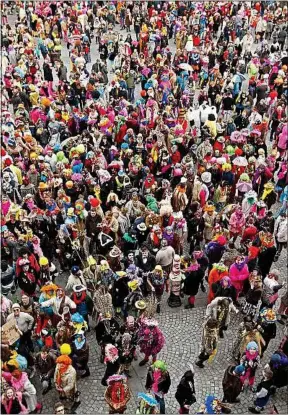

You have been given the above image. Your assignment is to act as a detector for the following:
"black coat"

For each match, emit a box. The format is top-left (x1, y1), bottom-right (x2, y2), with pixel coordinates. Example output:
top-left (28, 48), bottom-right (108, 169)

top-left (43, 63), bottom-right (53, 82)
top-left (135, 253), bottom-right (156, 272)
top-left (222, 365), bottom-right (243, 402)
top-left (213, 283), bottom-right (237, 303)
top-left (145, 368), bottom-right (171, 394)
top-left (175, 370), bottom-right (196, 407)
top-left (112, 276), bottom-right (129, 308)
top-left (184, 268), bottom-right (204, 296)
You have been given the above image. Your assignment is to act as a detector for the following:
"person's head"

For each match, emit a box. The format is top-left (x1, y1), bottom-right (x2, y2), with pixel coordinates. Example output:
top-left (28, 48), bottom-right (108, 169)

top-left (5, 387), bottom-right (15, 400)
top-left (12, 303), bottom-right (21, 317)
top-left (41, 346), bottom-right (50, 360)
top-left (54, 402), bottom-right (65, 414)
top-left (21, 294), bottom-right (29, 305)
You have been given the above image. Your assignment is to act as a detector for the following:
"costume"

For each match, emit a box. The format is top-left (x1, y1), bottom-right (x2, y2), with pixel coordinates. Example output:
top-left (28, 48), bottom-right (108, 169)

top-left (196, 318), bottom-right (219, 368)
top-left (229, 259), bottom-right (249, 298)
top-left (145, 361), bottom-right (171, 414)
top-left (167, 255), bottom-right (185, 308)
top-left (102, 344), bottom-right (120, 386)
top-left (104, 374), bottom-right (131, 414)
top-left (136, 393), bottom-right (159, 414)
top-left (137, 318), bottom-right (165, 366)
top-left (240, 342), bottom-right (260, 387)
top-left (206, 297), bottom-right (238, 337)
top-left (208, 264), bottom-right (228, 303)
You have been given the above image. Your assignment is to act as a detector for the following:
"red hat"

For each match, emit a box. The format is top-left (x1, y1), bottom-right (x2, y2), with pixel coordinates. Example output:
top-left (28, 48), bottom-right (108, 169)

top-left (1, 148), bottom-right (7, 157)
top-left (4, 159), bottom-right (12, 167)
top-left (235, 148), bottom-right (243, 156)
top-left (217, 235), bottom-right (227, 246)
top-left (90, 198), bottom-right (100, 208)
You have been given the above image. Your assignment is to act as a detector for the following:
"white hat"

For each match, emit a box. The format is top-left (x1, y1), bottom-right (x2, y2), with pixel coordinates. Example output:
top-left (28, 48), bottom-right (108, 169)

top-left (180, 177), bottom-right (187, 184)
top-left (12, 303), bottom-right (21, 309)
top-left (201, 172), bottom-right (211, 183)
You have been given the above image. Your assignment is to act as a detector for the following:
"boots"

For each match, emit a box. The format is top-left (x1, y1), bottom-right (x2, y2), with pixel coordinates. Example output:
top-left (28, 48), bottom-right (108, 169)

top-left (185, 304), bottom-right (194, 309)
top-left (156, 304), bottom-right (161, 313)
top-left (81, 367), bottom-right (90, 378)
top-left (195, 359), bottom-right (204, 368)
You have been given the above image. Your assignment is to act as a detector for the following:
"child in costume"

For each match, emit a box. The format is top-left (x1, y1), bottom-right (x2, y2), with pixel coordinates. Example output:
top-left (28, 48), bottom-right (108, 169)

top-left (240, 341), bottom-right (261, 387)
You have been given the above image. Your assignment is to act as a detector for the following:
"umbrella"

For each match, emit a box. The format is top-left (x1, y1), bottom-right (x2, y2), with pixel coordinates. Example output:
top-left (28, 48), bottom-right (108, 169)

top-left (137, 393), bottom-right (158, 407)
top-left (236, 182), bottom-right (252, 193)
top-left (232, 156), bottom-right (248, 167)
top-left (178, 63), bottom-right (193, 71)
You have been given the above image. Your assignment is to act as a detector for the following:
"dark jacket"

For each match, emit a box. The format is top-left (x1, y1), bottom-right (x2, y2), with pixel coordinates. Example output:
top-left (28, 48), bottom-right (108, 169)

top-left (85, 213), bottom-right (102, 238)
top-left (175, 369), bottom-right (196, 407)
top-left (112, 276), bottom-right (129, 308)
top-left (43, 63), bottom-right (53, 82)
top-left (35, 352), bottom-right (56, 377)
top-left (1, 398), bottom-right (22, 414)
top-left (145, 368), bottom-right (171, 394)
top-left (184, 268), bottom-right (204, 296)
top-left (71, 340), bottom-right (89, 364)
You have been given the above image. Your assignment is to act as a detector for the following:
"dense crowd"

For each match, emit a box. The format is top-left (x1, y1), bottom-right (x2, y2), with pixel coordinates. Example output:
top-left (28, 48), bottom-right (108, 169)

top-left (1, 1), bottom-right (288, 414)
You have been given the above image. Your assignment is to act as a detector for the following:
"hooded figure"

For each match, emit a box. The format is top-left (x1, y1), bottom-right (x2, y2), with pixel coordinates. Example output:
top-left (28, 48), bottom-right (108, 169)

top-left (175, 365), bottom-right (196, 414)
top-left (222, 364), bottom-right (245, 403)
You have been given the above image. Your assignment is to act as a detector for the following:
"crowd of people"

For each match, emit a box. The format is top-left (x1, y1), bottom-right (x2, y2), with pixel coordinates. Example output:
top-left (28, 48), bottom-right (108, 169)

top-left (1, 0), bottom-right (288, 414)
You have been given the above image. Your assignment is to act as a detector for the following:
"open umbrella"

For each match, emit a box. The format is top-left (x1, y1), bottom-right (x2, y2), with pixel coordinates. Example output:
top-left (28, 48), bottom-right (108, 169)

top-left (178, 63), bottom-right (193, 71)
top-left (236, 182), bottom-right (252, 193)
top-left (232, 156), bottom-right (248, 167)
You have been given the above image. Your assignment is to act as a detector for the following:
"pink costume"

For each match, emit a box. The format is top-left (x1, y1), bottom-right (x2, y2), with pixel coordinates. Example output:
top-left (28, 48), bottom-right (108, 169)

top-left (229, 261), bottom-right (249, 297)
top-left (229, 210), bottom-right (246, 236)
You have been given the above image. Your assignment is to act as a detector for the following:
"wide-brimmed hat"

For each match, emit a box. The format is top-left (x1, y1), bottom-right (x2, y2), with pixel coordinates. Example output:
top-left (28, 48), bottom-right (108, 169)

top-left (135, 300), bottom-right (147, 310)
top-left (73, 284), bottom-right (86, 293)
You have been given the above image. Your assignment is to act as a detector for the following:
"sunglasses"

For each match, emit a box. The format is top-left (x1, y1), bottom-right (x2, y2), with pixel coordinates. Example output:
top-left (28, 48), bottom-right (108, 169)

top-left (55, 409), bottom-right (64, 413)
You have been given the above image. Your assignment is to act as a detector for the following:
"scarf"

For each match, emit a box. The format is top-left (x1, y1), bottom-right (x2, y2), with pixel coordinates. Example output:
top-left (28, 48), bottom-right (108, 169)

top-left (3, 398), bottom-right (14, 414)
top-left (72, 291), bottom-right (86, 305)
top-left (234, 261), bottom-right (246, 271)
top-left (56, 355), bottom-right (72, 387)
top-left (74, 337), bottom-right (85, 350)
top-left (262, 188), bottom-right (273, 200)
